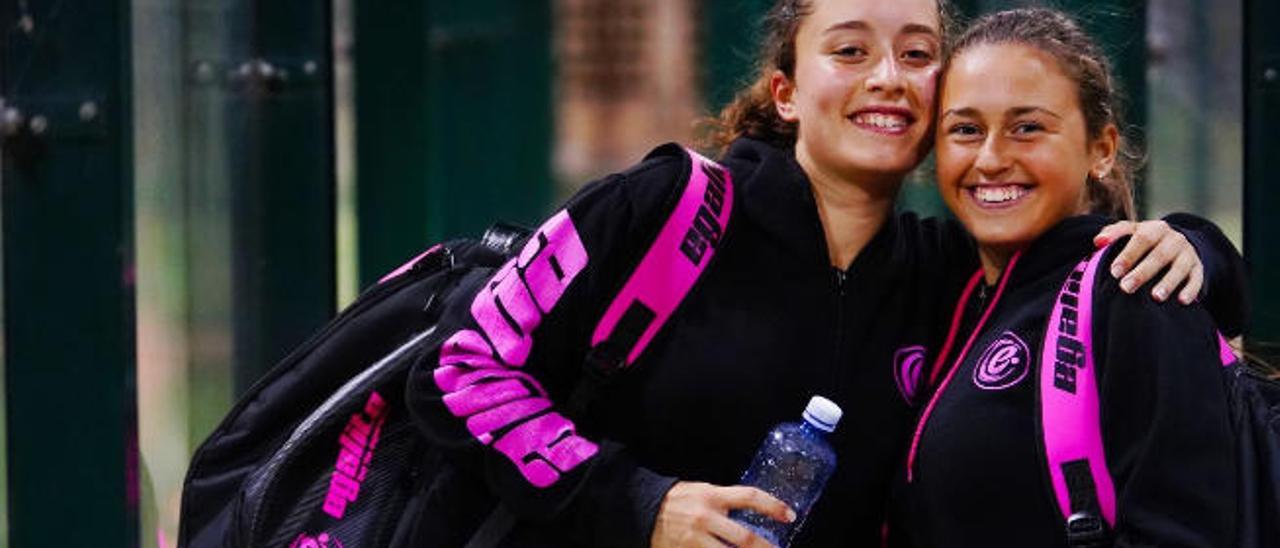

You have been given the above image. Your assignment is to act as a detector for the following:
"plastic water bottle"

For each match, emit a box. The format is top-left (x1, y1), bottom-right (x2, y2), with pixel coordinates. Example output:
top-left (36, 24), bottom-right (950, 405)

top-left (729, 396), bottom-right (841, 547)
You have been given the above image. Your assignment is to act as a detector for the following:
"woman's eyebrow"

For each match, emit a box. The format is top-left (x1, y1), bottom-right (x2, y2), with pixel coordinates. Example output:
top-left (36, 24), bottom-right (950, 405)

top-left (900, 23), bottom-right (940, 39)
top-left (941, 107), bottom-right (978, 119)
top-left (823, 21), bottom-right (940, 39)
top-left (1008, 106), bottom-right (1062, 119)
top-left (823, 20), bottom-right (870, 34)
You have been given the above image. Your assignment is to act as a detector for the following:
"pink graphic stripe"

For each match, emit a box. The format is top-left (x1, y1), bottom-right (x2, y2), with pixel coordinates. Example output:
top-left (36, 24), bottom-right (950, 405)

top-left (591, 148), bottom-right (733, 365)
top-left (378, 244), bottom-right (443, 284)
top-left (1040, 247), bottom-right (1117, 526)
top-left (908, 251), bottom-right (1023, 482)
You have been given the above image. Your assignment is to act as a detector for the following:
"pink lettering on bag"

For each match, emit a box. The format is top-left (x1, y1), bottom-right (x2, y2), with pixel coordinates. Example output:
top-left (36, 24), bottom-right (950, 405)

top-left (471, 260), bottom-right (537, 366)
top-left (322, 391), bottom-right (388, 519)
top-left (290, 532), bottom-right (344, 548)
top-left (435, 209), bottom-right (598, 487)
top-left (465, 398), bottom-right (552, 442)
top-left (439, 329), bottom-right (501, 368)
top-left (492, 412), bottom-right (599, 487)
top-left (435, 364), bottom-right (535, 393)
top-left (442, 377), bottom-right (538, 417)
top-left (518, 213), bottom-right (588, 313)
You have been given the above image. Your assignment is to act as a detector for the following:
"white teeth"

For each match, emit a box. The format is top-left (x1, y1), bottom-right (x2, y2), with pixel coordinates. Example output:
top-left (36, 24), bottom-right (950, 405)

top-left (854, 112), bottom-right (909, 129)
top-left (973, 185), bottom-right (1028, 204)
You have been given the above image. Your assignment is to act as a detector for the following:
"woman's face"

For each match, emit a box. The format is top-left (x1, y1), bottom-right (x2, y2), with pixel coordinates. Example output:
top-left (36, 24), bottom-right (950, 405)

top-left (935, 43), bottom-right (1116, 252)
top-left (774, 0), bottom-right (942, 183)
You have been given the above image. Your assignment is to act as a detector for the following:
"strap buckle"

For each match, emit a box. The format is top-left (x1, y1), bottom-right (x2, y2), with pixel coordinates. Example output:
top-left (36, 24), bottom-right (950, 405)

top-left (1065, 511), bottom-right (1110, 548)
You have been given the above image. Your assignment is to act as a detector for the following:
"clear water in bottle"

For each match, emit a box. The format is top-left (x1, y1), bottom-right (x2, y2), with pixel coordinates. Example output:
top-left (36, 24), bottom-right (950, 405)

top-left (729, 396), bottom-right (841, 547)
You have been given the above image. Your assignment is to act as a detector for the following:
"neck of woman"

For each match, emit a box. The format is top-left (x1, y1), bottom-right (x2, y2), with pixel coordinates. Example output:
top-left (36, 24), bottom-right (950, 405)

top-left (977, 245), bottom-right (1016, 285)
top-left (797, 147), bottom-right (901, 270)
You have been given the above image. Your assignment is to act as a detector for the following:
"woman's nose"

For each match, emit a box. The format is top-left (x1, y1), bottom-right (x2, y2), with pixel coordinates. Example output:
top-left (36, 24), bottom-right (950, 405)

top-left (865, 56), bottom-right (905, 95)
top-left (974, 137), bottom-right (1011, 177)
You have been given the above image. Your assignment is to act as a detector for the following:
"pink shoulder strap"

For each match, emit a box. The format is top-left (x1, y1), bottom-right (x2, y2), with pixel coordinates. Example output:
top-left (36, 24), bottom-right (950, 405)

top-left (1039, 245), bottom-right (1118, 528)
top-left (1041, 244), bottom-right (1240, 536)
top-left (591, 147), bottom-right (733, 367)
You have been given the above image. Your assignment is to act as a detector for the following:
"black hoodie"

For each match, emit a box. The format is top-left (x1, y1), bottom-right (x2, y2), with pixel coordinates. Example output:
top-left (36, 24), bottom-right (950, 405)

top-left (406, 140), bottom-right (1243, 547)
top-left (895, 215), bottom-right (1239, 547)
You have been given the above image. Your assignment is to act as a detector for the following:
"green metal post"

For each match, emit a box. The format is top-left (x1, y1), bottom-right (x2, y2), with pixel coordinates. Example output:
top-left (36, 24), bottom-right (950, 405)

top-left (355, 0), bottom-right (552, 287)
top-left (1244, 0), bottom-right (1280, 358)
top-left (228, 2), bottom-right (337, 392)
top-left (701, 0), bottom-right (773, 114)
top-left (354, 0), bottom-right (431, 286)
top-left (1, 0), bottom-right (138, 545)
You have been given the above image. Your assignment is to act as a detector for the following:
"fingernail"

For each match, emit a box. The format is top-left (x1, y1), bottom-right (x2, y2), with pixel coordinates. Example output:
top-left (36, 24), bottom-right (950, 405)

top-left (786, 509), bottom-right (797, 523)
top-left (1121, 277), bottom-right (1136, 293)
top-left (1110, 263), bottom-right (1126, 278)
top-left (1095, 237), bottom-right (1110, 247)
top-left (1153, 287), bottom-right (1168, 301)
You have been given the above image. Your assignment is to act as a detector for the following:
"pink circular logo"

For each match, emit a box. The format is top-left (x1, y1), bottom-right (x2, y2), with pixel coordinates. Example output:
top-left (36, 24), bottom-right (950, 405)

top-left (972, 331), bottom-right (1029, 390)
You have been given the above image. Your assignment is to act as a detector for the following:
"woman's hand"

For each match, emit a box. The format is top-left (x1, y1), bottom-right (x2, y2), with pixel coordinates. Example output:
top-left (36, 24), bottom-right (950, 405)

top-left (1094, 220), bottom-right (1202, 304)
top-left (651, 481), bottom-right (794, 548)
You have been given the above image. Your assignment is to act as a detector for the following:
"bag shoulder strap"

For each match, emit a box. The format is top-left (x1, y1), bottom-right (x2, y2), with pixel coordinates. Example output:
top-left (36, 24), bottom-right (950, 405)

top-left (1039, 245), bottom-right (1116, 547)
top-left (589, 147), bottom-right (733, 369)
top-left (1040, 242), bottom-right (1242, 548)
top-left (480, 147), bottom-right (733, 548)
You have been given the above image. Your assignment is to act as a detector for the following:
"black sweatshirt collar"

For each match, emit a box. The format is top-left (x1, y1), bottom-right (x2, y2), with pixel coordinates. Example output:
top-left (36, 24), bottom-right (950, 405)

top-left (720, 138), bottom-right (900, 277)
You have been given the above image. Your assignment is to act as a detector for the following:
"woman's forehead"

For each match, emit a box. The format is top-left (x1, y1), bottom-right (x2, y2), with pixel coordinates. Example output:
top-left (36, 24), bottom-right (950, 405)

top-left (942, 44), bottom-right (1077, 112)
top-left (802, 0), bottom-right (941, 37)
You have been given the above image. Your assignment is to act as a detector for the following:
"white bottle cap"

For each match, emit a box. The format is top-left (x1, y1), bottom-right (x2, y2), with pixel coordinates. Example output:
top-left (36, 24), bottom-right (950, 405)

top-left (802, 396), bottom-right (842, 433)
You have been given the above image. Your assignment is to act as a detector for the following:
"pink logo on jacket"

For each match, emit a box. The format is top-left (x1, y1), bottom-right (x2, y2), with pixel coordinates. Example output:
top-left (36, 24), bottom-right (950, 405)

top-left (894, 345), bottom-right (926, 404)
top-left (973, 331), bottom-right (1030, 390)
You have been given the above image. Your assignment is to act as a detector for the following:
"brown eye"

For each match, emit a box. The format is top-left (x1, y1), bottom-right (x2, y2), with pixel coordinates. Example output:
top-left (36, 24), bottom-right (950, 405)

top-left (833, 46), bottom-right (867, 59)
top-left (902, 49), bottom-right (934, 64)
top-left (1011, 122), bottom-right (1045, 135)
top-left (948, 123), bottom-right (982, 138)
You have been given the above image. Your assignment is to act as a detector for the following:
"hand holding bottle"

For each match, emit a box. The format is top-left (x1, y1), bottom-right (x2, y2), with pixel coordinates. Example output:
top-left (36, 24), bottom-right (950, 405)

top-left (651, 481), bottom-right (794, 548)
top-left (729, 396), bottom-right (841, 547)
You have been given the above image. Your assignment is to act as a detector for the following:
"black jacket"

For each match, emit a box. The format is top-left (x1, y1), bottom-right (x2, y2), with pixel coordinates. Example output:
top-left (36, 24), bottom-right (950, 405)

top-left (896, 215), bottom-right (1240, 548)
top-left (406, 139), bottom-right (1243, 547)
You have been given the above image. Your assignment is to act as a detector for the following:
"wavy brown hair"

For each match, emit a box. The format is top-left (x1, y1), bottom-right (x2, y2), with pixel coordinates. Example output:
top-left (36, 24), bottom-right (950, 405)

top-left (702, 0), bottom-right (957, 153)
top-left (944, 8), bottom-right (1139, 220)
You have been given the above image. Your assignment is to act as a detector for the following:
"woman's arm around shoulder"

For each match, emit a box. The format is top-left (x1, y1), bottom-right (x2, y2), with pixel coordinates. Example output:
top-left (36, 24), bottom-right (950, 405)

top-left (1094, 241), bottom-right (1239, 547)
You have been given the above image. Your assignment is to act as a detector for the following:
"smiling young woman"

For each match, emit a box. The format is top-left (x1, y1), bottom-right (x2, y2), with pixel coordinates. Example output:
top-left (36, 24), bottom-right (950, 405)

top-left (896, 9), bottom-right (1244, 547)
top-left (936, 40), bottom-right (1122, 283)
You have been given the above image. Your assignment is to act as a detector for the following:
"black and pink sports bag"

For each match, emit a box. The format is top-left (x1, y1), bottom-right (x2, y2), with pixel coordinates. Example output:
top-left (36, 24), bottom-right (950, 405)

top-left (177, 147), bottom-right (735, 548)
top-left (1038, 245), bottom-right (1280, 548)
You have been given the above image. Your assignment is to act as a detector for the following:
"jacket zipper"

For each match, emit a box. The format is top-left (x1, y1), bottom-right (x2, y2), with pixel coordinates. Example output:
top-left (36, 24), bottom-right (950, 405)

top-left (906, 251), bottom-right (1024, 482)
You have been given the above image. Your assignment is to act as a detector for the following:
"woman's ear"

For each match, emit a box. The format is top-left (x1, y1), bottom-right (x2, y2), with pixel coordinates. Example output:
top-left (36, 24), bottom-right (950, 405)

top-left (771, 70), bottom-right (799, 122)
top-left (1090, 124), bottom-right (1120, 180)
